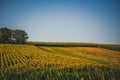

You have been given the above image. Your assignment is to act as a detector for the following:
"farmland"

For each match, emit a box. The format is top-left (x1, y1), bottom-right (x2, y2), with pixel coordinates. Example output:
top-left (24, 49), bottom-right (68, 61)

top-left (0, 44), bottom-right (120, 80)
top-left (29, 42), bottom-right (120, 51)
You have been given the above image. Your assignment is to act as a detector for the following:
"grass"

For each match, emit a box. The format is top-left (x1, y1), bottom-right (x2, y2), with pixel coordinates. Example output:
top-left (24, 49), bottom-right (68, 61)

top-left (39, 47), bottom-right (110, 64)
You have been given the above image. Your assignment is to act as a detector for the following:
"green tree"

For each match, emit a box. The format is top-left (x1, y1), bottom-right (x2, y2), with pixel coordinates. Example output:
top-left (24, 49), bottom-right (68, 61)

top-left (11, 29), bottom-right (28, 44)
top-left (0, 28), bottom-right (11, 43)
top-left (0, 27), bottom-right (28, 44)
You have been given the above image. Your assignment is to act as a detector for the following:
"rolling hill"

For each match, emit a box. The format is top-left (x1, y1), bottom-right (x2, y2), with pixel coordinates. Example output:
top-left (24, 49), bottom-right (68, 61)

top-left (0, 44), bottom-right (120, 80)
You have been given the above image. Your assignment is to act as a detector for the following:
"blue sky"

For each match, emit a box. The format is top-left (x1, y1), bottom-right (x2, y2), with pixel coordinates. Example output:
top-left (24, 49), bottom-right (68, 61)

top-left (0, 0), bottom-right (120, 44)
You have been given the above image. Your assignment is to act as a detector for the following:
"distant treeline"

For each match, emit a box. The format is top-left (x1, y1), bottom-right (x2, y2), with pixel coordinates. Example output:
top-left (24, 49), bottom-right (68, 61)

top-left (28, 42), bottom-right (120, 51)
top-left (0, 27), bottom-right (28, 44)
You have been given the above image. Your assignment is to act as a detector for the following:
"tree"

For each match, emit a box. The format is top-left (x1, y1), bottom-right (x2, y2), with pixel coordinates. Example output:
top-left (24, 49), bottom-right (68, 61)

top-left (0, 28), bottom-right (11, 43)
top-left (0, 27), bottom-right (28, 44)
top-left (11, 29), bottom-right (28, 44)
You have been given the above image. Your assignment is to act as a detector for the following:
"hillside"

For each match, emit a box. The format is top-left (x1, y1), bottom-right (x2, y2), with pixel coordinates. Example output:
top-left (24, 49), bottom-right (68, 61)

top-left (38, 46), bottom-right (120, 66)
top-left (0, 44), bottom-right (120, 80)
top-left (28, 42), bottom-right (120, 51)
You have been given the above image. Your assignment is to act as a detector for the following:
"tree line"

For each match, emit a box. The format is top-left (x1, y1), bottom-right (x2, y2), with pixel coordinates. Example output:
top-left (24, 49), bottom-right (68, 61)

top-left (0, 27), bottom-right (28, 44)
